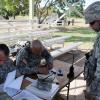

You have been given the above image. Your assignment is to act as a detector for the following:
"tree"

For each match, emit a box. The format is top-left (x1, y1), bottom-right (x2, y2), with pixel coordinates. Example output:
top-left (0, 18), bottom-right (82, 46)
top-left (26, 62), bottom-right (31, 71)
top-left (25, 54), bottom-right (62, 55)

top-left (0, 0), bottom-right (85, 21)
top-left (53, 0), bottom-right (85, 18)
top-left (18, 0), bottom-right (29, 15)
top-left (70, 4), bottom-right (83, 17)
top-left (0, 0), bottom-right (29, 19)
top-left (4, 0), bottom-right (19, 19)
top-left (69, 0), bottom-right (85, 17)
top-left (33, 0), bottom-right (55, 24)
top-left (0, 0), bottom-right (9, 19)
top-left (31, 0), bottom-right (85, 24)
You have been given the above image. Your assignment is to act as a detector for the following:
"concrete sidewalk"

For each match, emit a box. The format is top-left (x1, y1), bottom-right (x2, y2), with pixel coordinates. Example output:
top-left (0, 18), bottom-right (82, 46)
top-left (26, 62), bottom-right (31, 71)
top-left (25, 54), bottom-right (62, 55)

top-left (60, 73), bottom-right (86, 100)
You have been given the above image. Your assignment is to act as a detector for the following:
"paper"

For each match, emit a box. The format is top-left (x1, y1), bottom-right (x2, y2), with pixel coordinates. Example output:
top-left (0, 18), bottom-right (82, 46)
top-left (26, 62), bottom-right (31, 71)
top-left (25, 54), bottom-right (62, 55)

top-left (25, 77), bottom-right (37, 87)
top-left (26, 80), bottom-right (59, 100)
top-left (4, 70), bottom-right (16, 90)
top-left (4, 87), bottom-right (22, 97)
top-left (3, 70), bottom-right (24, 97)
top-left (7, 76), bottom-right (24, 90)
top-left (13, 90), bottom-right (42, 100)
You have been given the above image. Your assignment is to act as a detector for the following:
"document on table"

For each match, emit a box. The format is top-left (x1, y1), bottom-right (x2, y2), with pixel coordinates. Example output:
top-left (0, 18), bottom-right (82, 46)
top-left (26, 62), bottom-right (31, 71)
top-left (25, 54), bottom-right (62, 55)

top-left (3, 70), bottom-right (24, 97)
top-left (13, 90), bottom-right (42, 100)
top-left (26, 79), bottom-right (59, 100)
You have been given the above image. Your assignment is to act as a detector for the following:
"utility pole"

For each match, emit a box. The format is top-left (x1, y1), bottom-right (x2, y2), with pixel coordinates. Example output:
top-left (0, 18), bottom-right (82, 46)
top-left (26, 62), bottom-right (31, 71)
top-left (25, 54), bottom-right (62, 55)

top-left (29, 0), bottom-right (34, 21)
top-left (29, 0), bottom-right (35, 31)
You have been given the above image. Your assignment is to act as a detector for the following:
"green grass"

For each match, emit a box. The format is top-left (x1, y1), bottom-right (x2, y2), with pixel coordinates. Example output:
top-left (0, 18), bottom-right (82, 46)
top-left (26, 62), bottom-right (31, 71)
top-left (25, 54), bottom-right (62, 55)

top-left (0, 26), bottom-right (96, 47)
top-left (54, 27), bottom-right (96, 43)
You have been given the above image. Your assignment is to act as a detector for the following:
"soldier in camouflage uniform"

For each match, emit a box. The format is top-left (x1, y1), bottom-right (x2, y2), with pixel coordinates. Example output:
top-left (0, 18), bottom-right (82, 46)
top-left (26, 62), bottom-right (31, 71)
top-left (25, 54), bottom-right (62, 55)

top-left (0, 44), bottom-right (17, 84)
top-left (16, 40), bottom-right (53, 75)
top-left (84, 1), bottom-right (100, 100)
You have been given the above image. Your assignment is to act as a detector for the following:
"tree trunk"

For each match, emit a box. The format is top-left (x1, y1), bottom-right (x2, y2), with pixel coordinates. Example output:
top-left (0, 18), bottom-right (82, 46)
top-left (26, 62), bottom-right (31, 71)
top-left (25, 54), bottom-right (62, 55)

top-left (13, 13), bottom-right (15, 19)
top-left (38, 18), bottom-right (42, 28)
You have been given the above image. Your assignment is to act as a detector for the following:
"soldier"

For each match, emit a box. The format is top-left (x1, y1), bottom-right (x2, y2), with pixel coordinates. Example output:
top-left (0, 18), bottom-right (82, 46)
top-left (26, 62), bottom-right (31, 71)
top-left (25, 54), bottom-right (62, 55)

top-left (84, 1), bottom-right (100, 100)
top-left (16, 40), bottom-right (53, 76)
top-left (0, 44), bottom-right (17, 84)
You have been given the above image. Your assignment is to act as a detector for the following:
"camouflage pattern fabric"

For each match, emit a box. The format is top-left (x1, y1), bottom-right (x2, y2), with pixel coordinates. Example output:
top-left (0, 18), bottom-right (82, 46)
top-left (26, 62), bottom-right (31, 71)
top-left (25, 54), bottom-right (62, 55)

top-left (0, 58), bottom-right (16, 84)
top-left (84, 31), bottom-right (100, 99)
top-left (84, 1), bottom-right (100, 24)
top-left (0, 92), bottom-right (12, 100)
top-left (16, 47), bottom-right (53, 75)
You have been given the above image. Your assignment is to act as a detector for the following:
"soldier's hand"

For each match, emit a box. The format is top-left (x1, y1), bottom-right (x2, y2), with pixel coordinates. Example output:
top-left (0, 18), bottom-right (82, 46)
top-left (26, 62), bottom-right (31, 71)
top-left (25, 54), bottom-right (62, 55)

top-left (38, 67), bottom-right (49, 75)
top-left (48, 64), bottom-right (53, 70)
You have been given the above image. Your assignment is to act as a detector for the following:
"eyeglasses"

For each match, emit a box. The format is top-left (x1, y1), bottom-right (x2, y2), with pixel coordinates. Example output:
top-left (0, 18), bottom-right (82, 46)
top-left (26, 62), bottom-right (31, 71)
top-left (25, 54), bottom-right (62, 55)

top-left (89, 21), bottom-right (95, 25)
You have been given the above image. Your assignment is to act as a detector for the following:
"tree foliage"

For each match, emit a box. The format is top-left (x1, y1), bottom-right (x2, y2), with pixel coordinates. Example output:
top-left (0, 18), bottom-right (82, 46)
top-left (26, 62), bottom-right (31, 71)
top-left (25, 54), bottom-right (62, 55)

top-left (53, 0), bottom-right (85, 18)
top-left (34, 0), bottom-right (85, 23)
top-left (33, 0), bottom-right (55, 24)
top-left (0, 0), bottom-right (28, 19)
top-left (0, 0), bottom-right (85, 20)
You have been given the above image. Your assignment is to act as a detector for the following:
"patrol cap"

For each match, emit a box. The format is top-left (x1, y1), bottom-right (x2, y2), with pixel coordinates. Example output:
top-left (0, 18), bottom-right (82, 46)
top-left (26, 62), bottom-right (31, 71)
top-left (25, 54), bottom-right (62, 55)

top-left (84, 1), bottom-right (100, 24)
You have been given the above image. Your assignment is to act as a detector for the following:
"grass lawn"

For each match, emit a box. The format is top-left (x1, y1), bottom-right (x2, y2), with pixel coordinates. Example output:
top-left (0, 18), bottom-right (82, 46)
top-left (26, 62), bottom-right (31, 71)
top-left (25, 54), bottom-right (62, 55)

top-left (54, 26), bottom-right (96, 50)
top-left (0, 23), bottom-right (97, 50)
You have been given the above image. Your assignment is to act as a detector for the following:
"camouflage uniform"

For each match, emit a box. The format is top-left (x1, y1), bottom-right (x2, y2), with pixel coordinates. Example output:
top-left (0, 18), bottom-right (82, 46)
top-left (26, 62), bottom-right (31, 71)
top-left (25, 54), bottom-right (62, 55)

top-left (84, 1), bottom-right (100, 24)
top-left (16, 47), bottom-right (53, 75)
top-left (0, 58), bottom-right (17, 84)
top-left (84, 1), bottom-right (100, 99)
top-left (0, 92), bottom-right (12, 100)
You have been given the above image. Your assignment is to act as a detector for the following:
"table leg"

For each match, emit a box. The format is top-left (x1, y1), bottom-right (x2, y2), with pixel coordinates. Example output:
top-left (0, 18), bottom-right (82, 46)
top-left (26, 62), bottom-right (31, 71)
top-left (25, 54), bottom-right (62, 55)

top-left (66, 83), bottom-right (70, 100)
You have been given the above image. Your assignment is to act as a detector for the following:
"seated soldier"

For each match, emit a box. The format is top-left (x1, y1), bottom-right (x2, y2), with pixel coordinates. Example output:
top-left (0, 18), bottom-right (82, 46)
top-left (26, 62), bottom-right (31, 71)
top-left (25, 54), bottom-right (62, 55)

top-left (0, 44), bottom-right (17, 84)
top-left (16, 40), bottom-right (53, 75)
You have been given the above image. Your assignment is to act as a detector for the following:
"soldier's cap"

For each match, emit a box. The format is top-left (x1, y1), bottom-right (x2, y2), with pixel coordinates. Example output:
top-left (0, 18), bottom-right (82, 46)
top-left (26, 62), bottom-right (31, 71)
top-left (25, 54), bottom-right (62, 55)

top-left (84, 1), bottom-right (100, 24)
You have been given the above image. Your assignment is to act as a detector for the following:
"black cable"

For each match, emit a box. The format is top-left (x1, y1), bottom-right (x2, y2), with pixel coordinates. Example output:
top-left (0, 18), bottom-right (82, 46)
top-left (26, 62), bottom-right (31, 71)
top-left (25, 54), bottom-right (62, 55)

top-left (67, 52), bottom-right (74, 80)
top-left (67, 51), bottom-right (75, 100)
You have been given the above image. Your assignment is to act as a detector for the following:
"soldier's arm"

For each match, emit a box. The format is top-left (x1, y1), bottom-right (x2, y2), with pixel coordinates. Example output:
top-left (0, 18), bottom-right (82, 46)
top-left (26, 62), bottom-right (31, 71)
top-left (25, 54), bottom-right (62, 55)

top-left (41, 49), bottom-right (53, 70)
top-left (17, 62), bottom-right (39, 75)
top-left (16, 48), bottom-right (28, 66)
top-left (87, 39), bottom-right (100, 91)
top-left (18, 65), bottom-right (38, 75)
top-left (94, 38), bottom-right (100, 79)
top-left (9, 59), bottom-right (21, 77)
top-left (95, 54), bottom-right (100, 79)
top-left (16, 48), bottom-right (38, 75)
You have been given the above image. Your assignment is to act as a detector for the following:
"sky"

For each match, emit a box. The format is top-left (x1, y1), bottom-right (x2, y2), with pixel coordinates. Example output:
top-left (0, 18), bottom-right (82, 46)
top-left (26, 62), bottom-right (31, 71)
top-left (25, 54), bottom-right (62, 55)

top-left (84, 0), bottom-right (100, 9)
